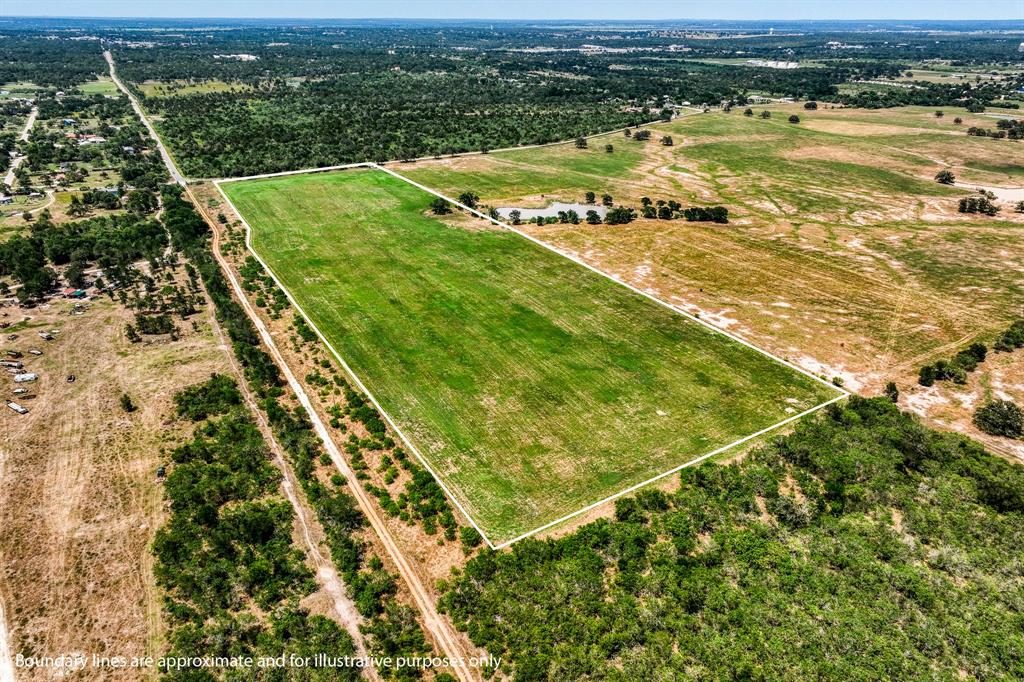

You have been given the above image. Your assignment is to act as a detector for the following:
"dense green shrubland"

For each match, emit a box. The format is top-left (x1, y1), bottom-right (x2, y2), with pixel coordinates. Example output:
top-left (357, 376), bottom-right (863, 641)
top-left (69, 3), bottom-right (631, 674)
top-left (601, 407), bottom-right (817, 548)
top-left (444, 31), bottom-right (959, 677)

top-left (439, 396), bottom-right (1024, 680)
top-left (154, 382), bottom-right (361, 680)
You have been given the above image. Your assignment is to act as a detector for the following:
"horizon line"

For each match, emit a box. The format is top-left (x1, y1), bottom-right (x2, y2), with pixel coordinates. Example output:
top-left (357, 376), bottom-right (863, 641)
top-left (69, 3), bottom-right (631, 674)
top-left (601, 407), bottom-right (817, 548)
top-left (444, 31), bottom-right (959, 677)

top-left (3, 15), bottom-right (1023, 23)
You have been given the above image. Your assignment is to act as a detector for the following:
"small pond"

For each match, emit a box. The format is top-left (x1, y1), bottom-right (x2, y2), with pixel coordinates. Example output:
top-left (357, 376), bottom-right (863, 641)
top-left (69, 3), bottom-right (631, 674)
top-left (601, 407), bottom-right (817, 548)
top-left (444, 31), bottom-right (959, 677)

top-left (496, 202), bottom-right (607, 221)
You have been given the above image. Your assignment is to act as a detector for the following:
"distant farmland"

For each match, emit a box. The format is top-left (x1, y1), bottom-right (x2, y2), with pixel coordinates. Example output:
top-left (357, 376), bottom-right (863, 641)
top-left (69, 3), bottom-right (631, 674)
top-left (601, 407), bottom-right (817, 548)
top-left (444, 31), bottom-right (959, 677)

top-left (221, 169), bottom-right (841, 545)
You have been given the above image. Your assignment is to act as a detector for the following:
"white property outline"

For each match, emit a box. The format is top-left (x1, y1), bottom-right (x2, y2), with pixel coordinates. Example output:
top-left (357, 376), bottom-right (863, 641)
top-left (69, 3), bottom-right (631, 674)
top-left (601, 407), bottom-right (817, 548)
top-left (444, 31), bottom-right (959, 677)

top-left (215, 163), bottom-right (848, 550)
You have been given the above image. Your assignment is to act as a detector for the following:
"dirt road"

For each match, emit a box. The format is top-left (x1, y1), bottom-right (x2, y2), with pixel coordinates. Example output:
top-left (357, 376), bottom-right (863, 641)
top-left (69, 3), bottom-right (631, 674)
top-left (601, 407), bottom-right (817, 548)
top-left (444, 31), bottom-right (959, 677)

top-left (107, 46), bottom-right (375, 668)
top-left (205, 303), bottom-right (376, 677)
top-left (104, 50), bottom-right (186, 186)
top-left (3, 105), bottom-right (37, 188)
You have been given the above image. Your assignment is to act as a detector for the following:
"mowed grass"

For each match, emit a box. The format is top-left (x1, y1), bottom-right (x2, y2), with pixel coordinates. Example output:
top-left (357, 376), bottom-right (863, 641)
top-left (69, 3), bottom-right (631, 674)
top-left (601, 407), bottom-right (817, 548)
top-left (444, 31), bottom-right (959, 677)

top-left (399, 138), bottom-right (649, 204)
top-left (223, 169), bottom-right (842, 544)
top-left (77, 77), bottom-right (120, 96)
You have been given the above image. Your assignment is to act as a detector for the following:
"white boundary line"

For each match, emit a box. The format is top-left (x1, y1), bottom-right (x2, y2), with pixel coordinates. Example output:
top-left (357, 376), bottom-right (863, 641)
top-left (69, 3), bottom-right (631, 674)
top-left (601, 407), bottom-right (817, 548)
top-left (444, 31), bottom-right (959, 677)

top-left (215, 165), bottom-right (847, 550)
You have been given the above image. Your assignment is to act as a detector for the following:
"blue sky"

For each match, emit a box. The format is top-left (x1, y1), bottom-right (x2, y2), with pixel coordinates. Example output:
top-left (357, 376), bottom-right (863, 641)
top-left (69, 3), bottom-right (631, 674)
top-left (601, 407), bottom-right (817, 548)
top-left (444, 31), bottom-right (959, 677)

top-left (3, 0), bottom-right (1022, 21)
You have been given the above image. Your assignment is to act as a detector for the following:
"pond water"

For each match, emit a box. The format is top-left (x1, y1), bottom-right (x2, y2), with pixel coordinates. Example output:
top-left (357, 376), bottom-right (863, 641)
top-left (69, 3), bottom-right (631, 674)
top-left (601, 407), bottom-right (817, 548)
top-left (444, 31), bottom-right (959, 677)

top-left (496, 202), bottom-right (607, 221)
top-left (956, 182), bottom-right (1024, 203)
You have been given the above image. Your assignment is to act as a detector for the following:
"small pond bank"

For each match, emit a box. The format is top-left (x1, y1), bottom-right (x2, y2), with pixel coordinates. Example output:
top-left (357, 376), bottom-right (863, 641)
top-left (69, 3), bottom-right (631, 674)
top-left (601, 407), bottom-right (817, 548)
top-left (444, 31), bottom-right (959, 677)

top-left (496, 202), bottom-right (607, 221)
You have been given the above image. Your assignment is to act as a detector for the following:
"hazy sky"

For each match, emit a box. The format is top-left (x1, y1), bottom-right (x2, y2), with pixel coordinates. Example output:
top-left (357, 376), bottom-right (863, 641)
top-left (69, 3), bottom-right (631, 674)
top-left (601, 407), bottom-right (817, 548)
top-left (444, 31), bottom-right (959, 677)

top-left (3, 0), bottom-right (1022, 21)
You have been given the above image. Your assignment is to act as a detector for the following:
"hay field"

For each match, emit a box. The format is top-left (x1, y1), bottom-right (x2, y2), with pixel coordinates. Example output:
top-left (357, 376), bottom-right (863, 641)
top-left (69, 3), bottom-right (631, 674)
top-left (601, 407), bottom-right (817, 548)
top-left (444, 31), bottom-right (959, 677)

top-left (222, 168), bottom-right (840, 544)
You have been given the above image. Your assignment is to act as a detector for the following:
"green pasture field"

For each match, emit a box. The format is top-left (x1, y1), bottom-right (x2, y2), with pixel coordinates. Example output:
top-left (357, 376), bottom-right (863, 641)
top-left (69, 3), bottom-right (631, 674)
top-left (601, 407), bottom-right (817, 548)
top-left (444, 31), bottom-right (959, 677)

top-left (396, 107), bottom-right (1024, 379)
top-left (77, 77), bottom-right (120, 96)
top-left (137, 79), bottom-right (251, 97)
top-left (398, 137), bottom-right (650, 204)
top-left (221, 168), bottom-right (841, 544)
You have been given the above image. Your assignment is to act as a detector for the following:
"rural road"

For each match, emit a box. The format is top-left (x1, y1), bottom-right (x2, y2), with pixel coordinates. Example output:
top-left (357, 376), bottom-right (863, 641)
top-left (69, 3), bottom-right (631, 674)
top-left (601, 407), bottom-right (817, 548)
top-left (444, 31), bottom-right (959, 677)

top-left (107, 47), bottom-right (480, 680)
top-left (104, 50), bottom-right (186, 186)
top-left (3, 105), bottom-right (37, 188)
top-left (955, 181), bottom-right (1024, 203)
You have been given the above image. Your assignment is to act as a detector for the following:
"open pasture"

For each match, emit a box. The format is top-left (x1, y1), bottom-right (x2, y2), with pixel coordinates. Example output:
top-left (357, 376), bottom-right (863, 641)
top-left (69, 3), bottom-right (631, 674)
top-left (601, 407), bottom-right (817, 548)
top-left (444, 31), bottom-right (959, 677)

top-left (401, 105), bottom-right (1024, 392)
top-left (221, 168), bottom-right (840, 544)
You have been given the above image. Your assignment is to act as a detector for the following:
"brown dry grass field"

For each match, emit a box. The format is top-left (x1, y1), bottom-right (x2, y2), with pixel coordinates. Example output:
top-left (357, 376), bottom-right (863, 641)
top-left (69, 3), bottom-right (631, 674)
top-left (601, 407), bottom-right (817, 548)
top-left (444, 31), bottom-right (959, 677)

top-left (0, 295), bottom-right (229, 679)
top-left (396, 104), bottom-right (1024, 457)
top-left (0, 258), bottom-right (395, 679)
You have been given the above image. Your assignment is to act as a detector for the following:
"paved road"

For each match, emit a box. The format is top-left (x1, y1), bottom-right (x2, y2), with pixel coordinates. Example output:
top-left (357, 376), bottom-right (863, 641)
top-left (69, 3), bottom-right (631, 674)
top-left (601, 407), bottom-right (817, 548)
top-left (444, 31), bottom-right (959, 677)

top-left (104, 50), bottom-right (186, 186)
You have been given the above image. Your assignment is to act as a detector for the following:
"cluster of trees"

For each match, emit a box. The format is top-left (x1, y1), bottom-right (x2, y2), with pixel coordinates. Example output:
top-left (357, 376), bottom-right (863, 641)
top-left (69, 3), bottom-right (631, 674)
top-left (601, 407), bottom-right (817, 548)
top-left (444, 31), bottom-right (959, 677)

top-left (143, 78), bottom-right (648, 177)
top-left (121, 27), bottom-right (923, 178)
top-left (0, 35), bottom-right (107, 88)
top-left (974, 399), bottom-right (1024, 439)
top-left (66, 189), bottom-right (119, 214)
top-left (240, 254), bottom-right (290, 318)
top-left (604, 205), bottom-right (637, 225)
top-left (966, 118), bottom-right (1023, 140)
top-left (683, 205), bottom-right (729, 223)
top-left (635, 196), bottom-right (730, 223)
top-left (958, 195), bottom-right (999, 215)
top-left (365, 460), bottom-right (459, 540)
top-left (837, 80), bottom-right (1017, 111)
top-left (439, 396), bottom-right (1024, 679)
top-left (74, 24), bottom-right (1012, 176)
top-left (500, 195), bottom-right (730, 229)
top-left (0, 209), bottom-right (168, 301)
top-left (647, 197), bottom-right (729, 224)
top-left (918, 341), bottom-right (987, 386)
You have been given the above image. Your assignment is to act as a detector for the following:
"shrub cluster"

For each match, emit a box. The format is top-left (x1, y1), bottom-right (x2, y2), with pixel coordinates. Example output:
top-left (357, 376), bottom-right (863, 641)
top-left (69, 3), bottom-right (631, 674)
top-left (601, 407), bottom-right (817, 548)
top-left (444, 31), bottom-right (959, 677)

top-left (918, 342), bottom-right (987, 386)
top-left (973, 400), bottom-right (1024, 439)
top-left (994, 319), bottom-right (1024, 353)
top-left (958, 196), bottom-right (999, 216)
top-left (966, 119), bottom-right (1023, 140)
top-left (439, 397), bottom-right (1024, 679)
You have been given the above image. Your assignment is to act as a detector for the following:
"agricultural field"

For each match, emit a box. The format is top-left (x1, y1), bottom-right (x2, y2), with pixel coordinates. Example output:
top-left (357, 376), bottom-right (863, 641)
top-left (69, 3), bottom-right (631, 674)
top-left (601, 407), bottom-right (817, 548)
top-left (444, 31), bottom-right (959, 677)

top-left (136, 79), bottom-right (253, 98)
top-left (221, 168), bottom-right (841, 544)
top-left (400, 105), bottom-right (1024, 402)
top-left (76, 76), bottom-right (120, 96)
